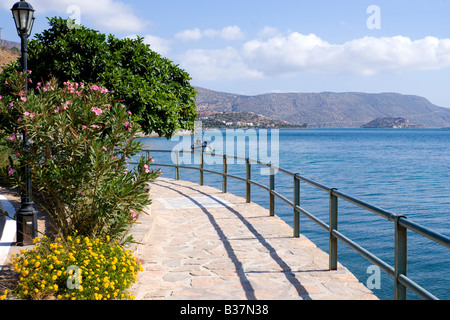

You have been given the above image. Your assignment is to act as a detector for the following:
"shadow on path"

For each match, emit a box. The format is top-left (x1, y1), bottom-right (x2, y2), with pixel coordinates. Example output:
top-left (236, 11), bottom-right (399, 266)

top-left (154, 179), bottom-right (312, 300)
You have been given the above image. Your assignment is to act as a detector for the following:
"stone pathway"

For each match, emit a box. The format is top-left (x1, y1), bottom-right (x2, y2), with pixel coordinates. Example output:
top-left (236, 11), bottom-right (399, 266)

top-left (129, 177), bottom-right (378, 300)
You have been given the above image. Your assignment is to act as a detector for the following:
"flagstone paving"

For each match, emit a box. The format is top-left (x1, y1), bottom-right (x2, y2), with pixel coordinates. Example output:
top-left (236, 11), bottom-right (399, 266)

top-left (129, 177), bottom-right (378, 300)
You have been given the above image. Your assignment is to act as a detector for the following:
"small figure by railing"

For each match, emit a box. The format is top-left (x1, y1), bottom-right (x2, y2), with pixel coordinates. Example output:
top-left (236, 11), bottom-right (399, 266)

top-left (140, 149), bottom-right (450, 300)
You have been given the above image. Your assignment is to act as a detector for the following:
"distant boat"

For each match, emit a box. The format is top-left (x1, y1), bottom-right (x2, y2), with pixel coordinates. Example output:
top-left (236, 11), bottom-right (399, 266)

top-left (191, 139), bottom-right (214, 153)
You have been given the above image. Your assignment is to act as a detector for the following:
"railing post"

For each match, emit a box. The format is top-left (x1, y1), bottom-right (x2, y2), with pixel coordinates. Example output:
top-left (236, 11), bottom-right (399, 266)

top-left (269, 165), bottom-right (275, 216)
top-left (395, 215), bottom-right (408, 300)
top-left (222, 154), bottom-right (227, 193)
top-left (246, 158), bottom-right (251, 203)
top-left (293, 174), bottom-right (300, 238)
top-left (200, 150), bottom-right (204, 186)
top-left (329, 188), bottom-right (338, 271)
top-left (175, 151), bottom-right (180, 180)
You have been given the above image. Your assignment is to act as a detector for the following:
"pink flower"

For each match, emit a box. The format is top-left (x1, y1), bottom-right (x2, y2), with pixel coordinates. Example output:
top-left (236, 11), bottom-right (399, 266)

top-left (0, 95), bottom-right (2, 100)
top-left (102, 146), bottom-right (107, 151)
top-left (127, 111), bottom-right (132, 115)
top-left (90, 85), bottom-right (100, 91)
top-left (17, 117), bottom-right (22, 123)
top-left (9, 134), bottom-right (16, 142)
top-left (30, 113), bottom-right (36, 118)
top-left (8, 102), bottom-right (13, 108)
top-left (8, 166), bottom-right (14, 177)
top-left (149, 157), bottom-right (154, 163)
top-left (28, 70), bottom-right (32, 74)
top-left (101, 87), bottom-right (109, 94)
top-left (20, 97), bottom-right (27, 102)
top-left (144, 164), bottom-right (150, 173)
top-left (54, 108), bottom-right (59, 113)
top-left (130, 209), bottom-right (137, 219)
top-left (24, 111), bottom-right (29, 117)
top-left (82, 125), bottom-right (87, 130)
top-left (91, 107), bottom-right (103, 116)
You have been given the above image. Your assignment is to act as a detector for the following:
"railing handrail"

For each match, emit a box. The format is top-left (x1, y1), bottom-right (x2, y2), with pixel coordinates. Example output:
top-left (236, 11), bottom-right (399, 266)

top-left (139, 149), bottom-right (450, 300)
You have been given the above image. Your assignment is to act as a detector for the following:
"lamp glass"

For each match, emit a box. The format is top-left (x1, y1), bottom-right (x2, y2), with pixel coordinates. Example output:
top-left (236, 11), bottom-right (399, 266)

top-left (11, 1), bottom-right (35, 36)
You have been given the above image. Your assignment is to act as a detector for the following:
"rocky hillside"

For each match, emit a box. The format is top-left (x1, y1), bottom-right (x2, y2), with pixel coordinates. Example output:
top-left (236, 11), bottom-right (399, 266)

top-left (198, 110), bottom-right (307, 128)
top-left (0, 41), bottom-right (20, 71)
top-left (361, 117), bottom-right (424, 129)
top-left (196, 87), bottom-right (450, 128)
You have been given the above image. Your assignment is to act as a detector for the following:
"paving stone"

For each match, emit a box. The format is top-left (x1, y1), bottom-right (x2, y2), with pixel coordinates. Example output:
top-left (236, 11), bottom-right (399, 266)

top-left (129, 177), bottom-right (378, 300)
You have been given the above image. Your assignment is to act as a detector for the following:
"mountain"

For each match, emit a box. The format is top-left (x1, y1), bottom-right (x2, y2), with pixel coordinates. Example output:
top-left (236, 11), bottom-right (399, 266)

top-left (0, 40), bottom-right (20, 51)
top-left (195, 87), bottom-right (450, 128)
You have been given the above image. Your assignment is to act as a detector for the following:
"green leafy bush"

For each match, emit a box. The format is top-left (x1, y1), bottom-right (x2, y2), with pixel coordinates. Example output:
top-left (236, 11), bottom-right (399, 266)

top-left (0, 17), bottom-right (197, 138)
top-left (0, 71), bottom-right (160, 243)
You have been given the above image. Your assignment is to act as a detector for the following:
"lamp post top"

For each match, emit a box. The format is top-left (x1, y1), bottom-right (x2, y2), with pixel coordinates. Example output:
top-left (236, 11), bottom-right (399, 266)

top-left (11, 0), bottom-right (34, 11)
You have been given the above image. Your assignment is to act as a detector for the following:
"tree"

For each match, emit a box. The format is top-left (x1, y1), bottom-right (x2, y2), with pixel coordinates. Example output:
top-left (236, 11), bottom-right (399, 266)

top-left (0, 17), bottom-right (197, 138)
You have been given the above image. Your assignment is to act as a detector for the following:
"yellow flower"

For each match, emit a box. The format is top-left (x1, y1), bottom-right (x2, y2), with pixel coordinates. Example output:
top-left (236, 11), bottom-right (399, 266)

top-left (34, 261), bottom-right (40, 268)
top-left (0, 290), bottom-right (8, 300)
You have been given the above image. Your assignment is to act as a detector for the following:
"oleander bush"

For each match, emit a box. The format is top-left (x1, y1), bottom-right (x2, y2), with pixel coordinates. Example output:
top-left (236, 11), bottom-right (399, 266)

top-left (9, 235), bottom-right (142, 300)
top-left (0, 71), bottom-right (160, 243)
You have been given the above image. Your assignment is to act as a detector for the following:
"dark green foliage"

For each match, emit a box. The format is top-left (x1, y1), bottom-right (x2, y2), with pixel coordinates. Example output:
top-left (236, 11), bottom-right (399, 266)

top-left (1, 17), bottom-right (197, 137)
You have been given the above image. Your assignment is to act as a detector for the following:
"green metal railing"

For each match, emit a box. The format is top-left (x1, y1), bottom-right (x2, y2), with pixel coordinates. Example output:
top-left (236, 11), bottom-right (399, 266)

top-left (142, 149), bottom-right (450, 300)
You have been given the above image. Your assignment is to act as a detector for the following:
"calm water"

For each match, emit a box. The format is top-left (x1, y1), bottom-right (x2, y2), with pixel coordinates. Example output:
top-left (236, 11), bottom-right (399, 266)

top-left (139, 128), bottom-right (450, 300)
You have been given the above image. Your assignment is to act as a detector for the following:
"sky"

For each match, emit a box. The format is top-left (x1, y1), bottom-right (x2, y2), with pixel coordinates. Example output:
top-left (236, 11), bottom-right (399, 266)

top-left (2, 0), bottom-right (450, 108)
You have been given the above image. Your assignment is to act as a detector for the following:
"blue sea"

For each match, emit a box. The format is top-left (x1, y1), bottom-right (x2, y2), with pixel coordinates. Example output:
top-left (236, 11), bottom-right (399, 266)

top-left (139, 128), bottom-right (450, 300)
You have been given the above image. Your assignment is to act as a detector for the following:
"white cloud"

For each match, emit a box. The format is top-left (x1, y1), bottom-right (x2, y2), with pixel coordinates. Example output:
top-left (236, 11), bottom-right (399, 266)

top-left (126, 34), bottom-right (172, 55)
top-left (217, 26), bottom-right (245, 41)
top-left (1, 0), bottom-right (148, 33)
top-left (179, 31), bottom-right (450, 81)
top-left (258, 26), bottom-right (281, 39)
top-left (175, 28), bottom-right (203, 42)
top-left (243, 33), bottom-right (450, 76)
top-left (142, 35), bottom-right (172, 55)
top-left (179, 47), bottom-right (262, 81)
top-left (175, 26), bottom-right (245, 42)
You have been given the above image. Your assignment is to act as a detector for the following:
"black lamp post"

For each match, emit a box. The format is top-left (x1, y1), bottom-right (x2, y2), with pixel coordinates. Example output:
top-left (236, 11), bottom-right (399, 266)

top-left (11, 0), bottom-right (36, 246)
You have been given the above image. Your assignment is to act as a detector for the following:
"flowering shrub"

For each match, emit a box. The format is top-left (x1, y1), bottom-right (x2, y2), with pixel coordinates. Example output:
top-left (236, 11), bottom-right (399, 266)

top-left (0, 71), bottom-right (160, 243)
top-left (9, 235), bottom-right (142, 300)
